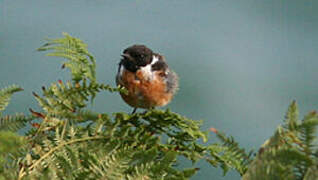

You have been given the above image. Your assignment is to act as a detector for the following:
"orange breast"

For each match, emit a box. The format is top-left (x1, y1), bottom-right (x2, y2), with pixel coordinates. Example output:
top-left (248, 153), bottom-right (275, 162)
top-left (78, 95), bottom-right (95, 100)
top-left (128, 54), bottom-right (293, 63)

top-left (117, 69), bottom-right (173, 109)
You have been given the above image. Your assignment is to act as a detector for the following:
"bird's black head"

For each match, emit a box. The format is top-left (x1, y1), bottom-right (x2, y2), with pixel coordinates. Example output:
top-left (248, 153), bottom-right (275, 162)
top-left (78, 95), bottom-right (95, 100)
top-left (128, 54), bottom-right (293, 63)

top-left (121, 45), bottom-right (153, 72)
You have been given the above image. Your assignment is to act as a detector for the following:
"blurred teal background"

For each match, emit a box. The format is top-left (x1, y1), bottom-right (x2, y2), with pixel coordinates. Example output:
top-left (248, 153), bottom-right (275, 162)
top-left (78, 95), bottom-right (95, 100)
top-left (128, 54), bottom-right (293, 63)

top-left (1, 0), bottom-right (318, 179)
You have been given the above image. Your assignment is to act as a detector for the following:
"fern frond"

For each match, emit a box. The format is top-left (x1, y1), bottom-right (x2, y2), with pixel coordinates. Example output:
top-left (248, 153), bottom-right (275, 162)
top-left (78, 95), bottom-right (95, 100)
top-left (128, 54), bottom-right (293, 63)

top-left (0, 131), bottom-right (26, 157)
top-left (208, 131), bottom-right (253, 175)
top-left (284, 100), bottom-right (299, 131)
top-left (0, 85), bottom-right (23, 112)
top-left (299, 111), bottom-right (318, 156)
top-left (35, 37), bottom-right (125, 112)
top-left (33, 80), bottom-right (123, 118)
top-left (85, 147), bottom-right (131, 179)
top-left (243, 102), bottom-right (318, 180)
top-left (0, 131), bottom-right (28, 180)
top-left (0, 113), bottom-right (34, 131)
top-left (38, 32), bottom-right (96, 84)
top-left (242, 128), bottom-right (297, 180)
top-left (23, 136), bottom-right (108, 177)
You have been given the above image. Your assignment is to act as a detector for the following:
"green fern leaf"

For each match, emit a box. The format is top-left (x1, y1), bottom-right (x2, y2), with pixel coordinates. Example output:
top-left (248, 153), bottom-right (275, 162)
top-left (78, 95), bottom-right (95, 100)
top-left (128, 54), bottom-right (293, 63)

top-left (0, 85), bottom-right (23, 112)
top-left (0, 113), bottom-right (34, 131)
top-left (299, 111), bottom-right (318, 155)
top-left (38, 32), bottom-right (96, 84)
top-left (285, 100), bottom-right (299, 131)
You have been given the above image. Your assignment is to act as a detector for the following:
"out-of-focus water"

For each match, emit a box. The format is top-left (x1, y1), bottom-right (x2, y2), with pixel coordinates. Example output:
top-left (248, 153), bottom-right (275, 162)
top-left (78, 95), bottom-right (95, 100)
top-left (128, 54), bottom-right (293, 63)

top-left (1, 1), bottom-right (318, 179)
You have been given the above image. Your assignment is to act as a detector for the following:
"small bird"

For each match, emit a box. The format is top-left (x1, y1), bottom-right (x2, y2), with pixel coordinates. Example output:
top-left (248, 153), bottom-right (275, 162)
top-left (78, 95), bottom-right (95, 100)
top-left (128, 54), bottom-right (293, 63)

top-left (116, 45), bottom-right (178, 113)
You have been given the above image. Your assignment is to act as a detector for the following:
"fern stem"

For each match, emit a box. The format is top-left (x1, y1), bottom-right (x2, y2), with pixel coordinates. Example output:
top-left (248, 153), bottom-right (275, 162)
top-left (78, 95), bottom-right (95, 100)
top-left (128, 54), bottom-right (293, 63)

top-left (61, 119), bottom-right (68, 140)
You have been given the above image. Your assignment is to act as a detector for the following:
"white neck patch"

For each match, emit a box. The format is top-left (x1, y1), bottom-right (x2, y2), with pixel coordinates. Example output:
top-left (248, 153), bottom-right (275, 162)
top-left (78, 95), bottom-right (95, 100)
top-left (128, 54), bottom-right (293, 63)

top-left (140, 55), bottom-right (159, 80)
top-left (118, 64), bottom-right (124, 76)
top-left (151, 55), bottom-right (159, 65)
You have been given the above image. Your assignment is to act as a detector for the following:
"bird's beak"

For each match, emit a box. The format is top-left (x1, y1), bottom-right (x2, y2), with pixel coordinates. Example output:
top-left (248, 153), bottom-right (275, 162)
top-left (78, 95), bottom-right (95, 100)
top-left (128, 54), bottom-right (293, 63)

top-left (121, 53), bottom-right (132, 60)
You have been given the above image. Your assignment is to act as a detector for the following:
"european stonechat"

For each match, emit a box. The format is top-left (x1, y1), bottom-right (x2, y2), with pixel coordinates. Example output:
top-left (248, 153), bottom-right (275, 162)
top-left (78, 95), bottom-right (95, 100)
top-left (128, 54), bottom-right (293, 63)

top-left (116, 45), bottom-right (178, 113)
